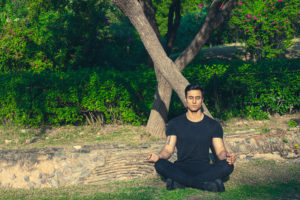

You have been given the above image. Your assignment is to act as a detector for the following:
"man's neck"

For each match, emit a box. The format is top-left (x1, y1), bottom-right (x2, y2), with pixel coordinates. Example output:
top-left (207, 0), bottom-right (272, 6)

top-left (186, 110), bottom-right (204, 122)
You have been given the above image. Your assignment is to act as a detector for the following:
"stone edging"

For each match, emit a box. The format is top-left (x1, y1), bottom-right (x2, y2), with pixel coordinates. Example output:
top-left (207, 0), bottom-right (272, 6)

top-left (0, 128), bottom-right (299, 189)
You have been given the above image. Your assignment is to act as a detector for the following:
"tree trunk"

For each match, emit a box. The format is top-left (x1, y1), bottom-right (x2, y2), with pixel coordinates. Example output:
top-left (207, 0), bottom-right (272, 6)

top-left (112, 0), bottom-right (236, 137)
top-left (146, 0), bottom-right (182, 138)
top-left (165, 0), bottom-right (181, 56)
top-left (146, 68), bottom-right (173, 137)
top-left (147, 0), bottom-right (236, 137)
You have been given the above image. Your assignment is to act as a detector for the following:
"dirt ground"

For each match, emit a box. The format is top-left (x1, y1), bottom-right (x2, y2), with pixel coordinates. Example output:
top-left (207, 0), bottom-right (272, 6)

top-left (222, 112), bottom-right (300, 134)
top-left (201, 38), bottom-right (300, 60)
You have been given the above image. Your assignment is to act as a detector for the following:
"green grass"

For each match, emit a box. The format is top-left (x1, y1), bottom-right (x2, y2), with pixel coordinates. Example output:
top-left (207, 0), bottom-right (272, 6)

top-left (1, 160), bottom-right (300, 200)
top-left (0, 124), bottom-right (160, 150)
top-left (1, 180), bottom-right (299, 200)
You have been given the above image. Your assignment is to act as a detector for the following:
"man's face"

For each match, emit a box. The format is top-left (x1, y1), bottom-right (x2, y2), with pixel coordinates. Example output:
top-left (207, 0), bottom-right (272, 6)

top-left (185, 90), bottom-right (203, 112)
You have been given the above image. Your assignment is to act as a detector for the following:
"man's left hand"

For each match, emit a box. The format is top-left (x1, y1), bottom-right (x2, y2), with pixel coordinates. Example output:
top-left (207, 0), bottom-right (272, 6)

top-left (226, 152), bottom-right (237, 165)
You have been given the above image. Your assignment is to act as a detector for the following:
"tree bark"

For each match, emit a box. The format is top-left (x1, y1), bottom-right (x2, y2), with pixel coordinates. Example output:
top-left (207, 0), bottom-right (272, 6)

top-left (165, 0), bottom-right (181, 56)
top-left (146, 0), bottom-right (182, 138)
top-left (112, 0), bottom-right (236, 138)
top-left (113, 0), bottom-right (189, 102)
top-left (147, 0), bottom-right (236, 137)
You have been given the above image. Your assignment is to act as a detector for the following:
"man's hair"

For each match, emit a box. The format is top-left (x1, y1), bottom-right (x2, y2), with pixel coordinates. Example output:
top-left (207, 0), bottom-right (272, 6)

top-left (184, 84), bottom-right (204, 98)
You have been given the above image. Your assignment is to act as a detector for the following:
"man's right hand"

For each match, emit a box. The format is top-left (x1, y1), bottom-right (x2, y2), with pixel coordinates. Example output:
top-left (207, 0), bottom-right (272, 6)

top-left (146, 152), bottom-right (160, 163)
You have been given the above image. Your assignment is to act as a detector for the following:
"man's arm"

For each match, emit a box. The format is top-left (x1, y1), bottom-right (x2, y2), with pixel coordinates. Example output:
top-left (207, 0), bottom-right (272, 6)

top-left (212, 138), bottom-right (236, 165)
top-left (147, 135), bottom-right (177, 163)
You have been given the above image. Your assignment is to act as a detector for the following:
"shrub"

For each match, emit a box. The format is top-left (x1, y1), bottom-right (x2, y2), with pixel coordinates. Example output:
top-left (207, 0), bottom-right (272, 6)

top-left (0, 69), bottom-right (150, 126)
top-left (183, 58), bottom-right (300, 120)
top-left (0, 59), bottom-right (299, 126)
top-left (229, 0), bottom-right (300, 60)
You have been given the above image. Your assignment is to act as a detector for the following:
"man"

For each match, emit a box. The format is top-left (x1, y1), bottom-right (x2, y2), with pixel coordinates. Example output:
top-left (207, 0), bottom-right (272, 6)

top-left (147, 84), bottom-right (236, 192)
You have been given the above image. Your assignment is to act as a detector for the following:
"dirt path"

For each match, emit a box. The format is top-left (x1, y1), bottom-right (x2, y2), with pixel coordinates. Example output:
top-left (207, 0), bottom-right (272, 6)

top-left (200, 38), bottom-right (300, 60)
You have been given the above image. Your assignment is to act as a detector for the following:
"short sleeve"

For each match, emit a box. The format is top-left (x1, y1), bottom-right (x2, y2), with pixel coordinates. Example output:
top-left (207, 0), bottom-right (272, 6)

top-left (212, 122), bottom-right (223, 138)
top-left (166, 120), bottom-right (177, 136)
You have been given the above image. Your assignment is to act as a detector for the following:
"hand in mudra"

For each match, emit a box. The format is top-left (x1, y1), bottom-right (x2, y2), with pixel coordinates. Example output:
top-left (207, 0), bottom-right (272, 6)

top-left (146, 153), bottom-right (159, 163)
top-left (226, 152), bottom-right (237, 165)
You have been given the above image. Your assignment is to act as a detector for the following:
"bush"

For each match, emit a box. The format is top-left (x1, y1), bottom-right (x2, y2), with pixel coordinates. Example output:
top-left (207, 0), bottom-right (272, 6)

top-left (0, 69), bottom-right (153, 126)
top-left (0, 59), bottom-right (299, 126)
top-left (183, 58), bottom-right (300, 120)
top-left (229, 0), bottom-right (300, 60)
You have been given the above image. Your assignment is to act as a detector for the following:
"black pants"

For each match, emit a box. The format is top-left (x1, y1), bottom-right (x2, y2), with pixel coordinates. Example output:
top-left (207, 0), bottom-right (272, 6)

top-left (154, 159), bottom-right (234, 189)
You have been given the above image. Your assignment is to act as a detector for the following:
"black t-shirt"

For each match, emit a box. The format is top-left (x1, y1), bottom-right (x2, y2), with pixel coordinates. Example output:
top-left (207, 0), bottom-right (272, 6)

top-left (166, 113), bottom-right (223, 165)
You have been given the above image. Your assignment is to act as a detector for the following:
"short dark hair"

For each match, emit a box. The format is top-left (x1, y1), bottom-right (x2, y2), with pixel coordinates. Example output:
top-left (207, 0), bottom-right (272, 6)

top-left (185, 84), bottom-right (204, 98)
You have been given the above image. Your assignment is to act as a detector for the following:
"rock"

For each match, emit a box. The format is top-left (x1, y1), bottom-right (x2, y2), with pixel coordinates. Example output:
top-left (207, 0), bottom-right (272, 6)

top-left (63, 168), bottom-right (72, 176)
top-left (55, 152), bottom-right (63, 157)
top-left (24, 175), bottom-right (30, 182)
top-left (48, 173), bottom-right (55, 178)
top-left (252, 153), bottom-right (284, 160)
top-left (51, 179), bottom-right (58, 187)
top-left (29, 182), bottom-right (35, 189)
top-left (56, 171), bottom-right (63, 178)
top-left (25, 139), bottom-right (33, 144)
top-left (5, 140), bottom-right (12, 144)
top-left (61, 161), bottom-right (67, 167)
top-left (287, 152), bottom-right (299, 159)
top-left (73, 146), bottom-right (82, 150)
top-left (81, 169), bottom-right (90, 177)
top-left (139, 143), bottom-right (150, 148)
top-left (239, 144), bottom-right (248, 153)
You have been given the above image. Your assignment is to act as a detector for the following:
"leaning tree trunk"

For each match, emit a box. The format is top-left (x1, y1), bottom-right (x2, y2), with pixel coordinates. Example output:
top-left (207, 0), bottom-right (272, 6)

top-left (146, 0), bottom-right (237, 137)
top-left (112, 0), bottom-right (236, 138)
top-left (113, 0), bottom-right (190, 102)
top-left (145, 0), bottom-right (182, 137)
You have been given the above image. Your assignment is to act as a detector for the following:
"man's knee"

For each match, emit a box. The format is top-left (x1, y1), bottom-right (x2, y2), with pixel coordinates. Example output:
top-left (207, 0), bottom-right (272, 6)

top-left (218, 160), bottom-right (234, 175)
top-left (154, 159), bottom-right (169, 174)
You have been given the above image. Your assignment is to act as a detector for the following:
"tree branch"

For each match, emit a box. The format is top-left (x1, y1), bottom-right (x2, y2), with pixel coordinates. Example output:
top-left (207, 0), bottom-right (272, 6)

top-left (175, 0), bottom-right (236, 70)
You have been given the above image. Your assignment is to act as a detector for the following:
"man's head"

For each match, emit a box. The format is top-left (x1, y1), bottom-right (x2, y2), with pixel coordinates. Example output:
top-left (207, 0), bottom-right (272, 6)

top-left (185, 84), bottom-right (204, 112)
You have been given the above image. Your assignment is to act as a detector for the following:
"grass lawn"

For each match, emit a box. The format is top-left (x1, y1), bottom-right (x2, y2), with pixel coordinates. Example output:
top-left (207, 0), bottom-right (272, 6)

top-left (1, 159), bottom-right (300, 200)
top-left (1, 113), bottom-right (299, 199)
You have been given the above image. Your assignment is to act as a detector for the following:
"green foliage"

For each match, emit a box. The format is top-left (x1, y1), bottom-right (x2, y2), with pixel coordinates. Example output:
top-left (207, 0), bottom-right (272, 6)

top-left (288, 119), bottom-right (297, 127)
top-left (0, 69), bottom-right (150, 127)
top-left (0, 0), bottom-right (146, 72)
top-left (183, 58), bottom-right (300, 120)
top-left (229, 0), bottom-right (300, 60)
top-left (0, 57), bottom-right (299, 126)
top-left (283, 138), bottom-right (289, 143)
top-left (173, 11), bottom-right (207, 53)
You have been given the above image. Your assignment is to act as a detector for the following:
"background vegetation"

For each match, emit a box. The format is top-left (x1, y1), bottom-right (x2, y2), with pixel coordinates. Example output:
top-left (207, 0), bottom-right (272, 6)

top-left (0, 0), bottom-right (299, 127)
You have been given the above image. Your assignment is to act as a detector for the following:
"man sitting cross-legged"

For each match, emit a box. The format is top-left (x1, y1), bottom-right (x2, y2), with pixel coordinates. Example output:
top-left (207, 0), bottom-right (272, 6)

top-left (147, 83), bottom-right (236, 192)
